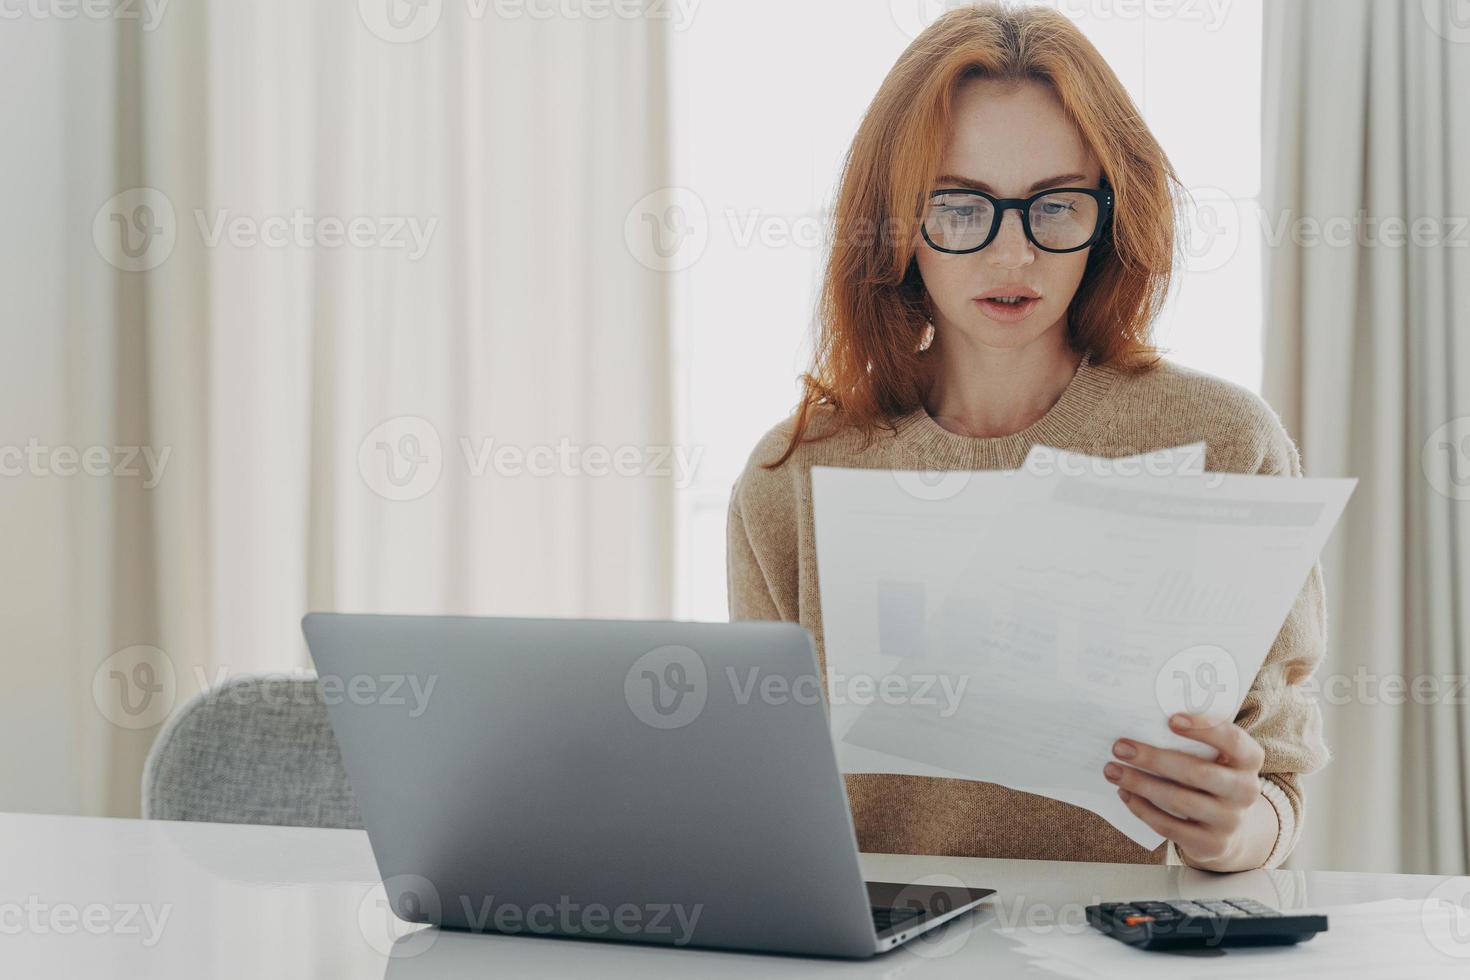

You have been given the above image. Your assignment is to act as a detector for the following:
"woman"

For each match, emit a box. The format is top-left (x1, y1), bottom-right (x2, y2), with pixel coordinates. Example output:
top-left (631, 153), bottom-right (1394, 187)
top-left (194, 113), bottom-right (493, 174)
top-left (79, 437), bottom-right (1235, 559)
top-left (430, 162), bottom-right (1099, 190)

top-left (726, 4), bottom-right (1328, 871)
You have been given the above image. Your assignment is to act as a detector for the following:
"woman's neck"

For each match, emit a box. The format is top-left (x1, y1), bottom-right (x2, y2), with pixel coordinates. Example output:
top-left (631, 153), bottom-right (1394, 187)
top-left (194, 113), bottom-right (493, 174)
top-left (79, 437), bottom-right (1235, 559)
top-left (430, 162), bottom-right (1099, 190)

top-left (922, 328), bottom-right (1083, 439)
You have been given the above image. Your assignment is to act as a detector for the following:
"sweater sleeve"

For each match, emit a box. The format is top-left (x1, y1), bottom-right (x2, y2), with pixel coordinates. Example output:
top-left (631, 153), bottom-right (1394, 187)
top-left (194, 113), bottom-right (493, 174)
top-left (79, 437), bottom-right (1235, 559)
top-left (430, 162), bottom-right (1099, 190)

top-left (725, 420), bottom-right (807, 624)
top-left (1228, 414), bottom-right (1332, 868)
top-left (726, 476), bottom-right (784, 623)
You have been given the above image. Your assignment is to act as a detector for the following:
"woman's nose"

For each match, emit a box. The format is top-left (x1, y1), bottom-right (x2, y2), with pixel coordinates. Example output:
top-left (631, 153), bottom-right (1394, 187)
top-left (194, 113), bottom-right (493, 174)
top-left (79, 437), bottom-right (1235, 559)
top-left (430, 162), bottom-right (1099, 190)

top-left (985, 209), bottom-right (1035, 268)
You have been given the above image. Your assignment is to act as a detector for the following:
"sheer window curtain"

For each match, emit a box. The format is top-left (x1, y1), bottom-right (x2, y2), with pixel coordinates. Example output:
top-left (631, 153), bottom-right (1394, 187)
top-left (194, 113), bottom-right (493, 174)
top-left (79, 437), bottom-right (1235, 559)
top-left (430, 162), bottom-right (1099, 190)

top-left (30, 2), bottom-right (675, 818)
top-left (1263, 0), bottom-right (1470, 874)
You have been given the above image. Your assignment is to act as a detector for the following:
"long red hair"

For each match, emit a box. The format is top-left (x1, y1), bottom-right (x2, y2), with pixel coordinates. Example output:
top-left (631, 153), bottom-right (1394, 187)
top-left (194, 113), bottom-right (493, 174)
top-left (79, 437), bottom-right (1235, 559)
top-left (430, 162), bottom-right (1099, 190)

top-left (764, 1), bottom-right (1182, 469)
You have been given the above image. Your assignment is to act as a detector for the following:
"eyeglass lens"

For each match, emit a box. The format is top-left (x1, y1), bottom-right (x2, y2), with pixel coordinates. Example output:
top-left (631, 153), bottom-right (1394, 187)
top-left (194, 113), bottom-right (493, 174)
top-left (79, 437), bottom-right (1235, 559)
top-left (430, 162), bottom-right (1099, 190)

top-left (925, 190), bottom-right (1101, 251)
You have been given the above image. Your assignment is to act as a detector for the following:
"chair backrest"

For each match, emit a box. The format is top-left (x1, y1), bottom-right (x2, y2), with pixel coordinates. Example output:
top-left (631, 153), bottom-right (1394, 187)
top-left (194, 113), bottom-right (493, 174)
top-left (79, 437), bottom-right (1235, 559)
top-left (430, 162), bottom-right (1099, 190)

top-left (142, 673), bottom-right (363, 829)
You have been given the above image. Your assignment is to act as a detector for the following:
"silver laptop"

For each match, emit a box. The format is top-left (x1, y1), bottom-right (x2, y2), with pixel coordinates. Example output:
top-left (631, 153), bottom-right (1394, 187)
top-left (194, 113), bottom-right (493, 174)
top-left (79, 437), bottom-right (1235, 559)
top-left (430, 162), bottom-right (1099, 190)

top-left (301, 612), bottom-right (992, 959)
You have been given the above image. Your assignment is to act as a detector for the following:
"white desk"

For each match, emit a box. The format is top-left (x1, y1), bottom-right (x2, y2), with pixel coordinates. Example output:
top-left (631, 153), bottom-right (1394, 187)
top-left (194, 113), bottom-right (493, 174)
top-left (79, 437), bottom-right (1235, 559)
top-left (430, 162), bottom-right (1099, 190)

top-left (1, 811), bottom-right (1463, 977)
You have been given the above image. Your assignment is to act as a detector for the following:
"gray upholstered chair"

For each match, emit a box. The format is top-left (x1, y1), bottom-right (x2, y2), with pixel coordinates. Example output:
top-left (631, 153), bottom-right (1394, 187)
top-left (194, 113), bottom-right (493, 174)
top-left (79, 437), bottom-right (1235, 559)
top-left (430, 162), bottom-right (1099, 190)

top-left (141, 673), bottom-right (363, 829)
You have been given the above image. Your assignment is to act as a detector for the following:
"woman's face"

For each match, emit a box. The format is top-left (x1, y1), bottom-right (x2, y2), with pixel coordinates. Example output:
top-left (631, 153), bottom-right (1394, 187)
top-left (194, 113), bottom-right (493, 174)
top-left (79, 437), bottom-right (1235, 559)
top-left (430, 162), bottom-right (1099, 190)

top-left (914, 77), bottom-right (1103, 353)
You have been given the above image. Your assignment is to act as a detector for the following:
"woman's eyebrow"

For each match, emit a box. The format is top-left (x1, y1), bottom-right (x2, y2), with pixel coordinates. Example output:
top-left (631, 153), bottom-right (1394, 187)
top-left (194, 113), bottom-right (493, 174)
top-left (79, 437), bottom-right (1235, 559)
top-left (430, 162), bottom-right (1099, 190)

top-left (935, 172), bottom-right (1088, 194)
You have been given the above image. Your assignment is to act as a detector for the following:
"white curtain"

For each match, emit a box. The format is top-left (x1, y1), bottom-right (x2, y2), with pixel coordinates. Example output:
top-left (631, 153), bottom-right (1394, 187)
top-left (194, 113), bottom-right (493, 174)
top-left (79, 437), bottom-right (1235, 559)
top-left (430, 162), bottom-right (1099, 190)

top-left (7, 2), bottom-right (673, 818)
top-left (1263, 0), bottom-right (1470, 874)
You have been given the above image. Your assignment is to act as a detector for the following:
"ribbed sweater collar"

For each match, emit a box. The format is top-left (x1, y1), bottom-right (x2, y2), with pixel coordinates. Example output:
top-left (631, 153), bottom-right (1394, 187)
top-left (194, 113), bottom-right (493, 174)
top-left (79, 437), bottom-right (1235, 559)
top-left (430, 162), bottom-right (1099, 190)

top-left (889, 351), bottom-right (1118, 469)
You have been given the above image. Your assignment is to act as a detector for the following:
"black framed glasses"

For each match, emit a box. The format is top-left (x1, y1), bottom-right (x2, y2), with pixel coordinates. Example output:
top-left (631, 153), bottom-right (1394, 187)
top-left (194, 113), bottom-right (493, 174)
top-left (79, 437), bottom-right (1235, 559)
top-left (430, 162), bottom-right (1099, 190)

top-left (920, 184), bottom-right (1114, 254)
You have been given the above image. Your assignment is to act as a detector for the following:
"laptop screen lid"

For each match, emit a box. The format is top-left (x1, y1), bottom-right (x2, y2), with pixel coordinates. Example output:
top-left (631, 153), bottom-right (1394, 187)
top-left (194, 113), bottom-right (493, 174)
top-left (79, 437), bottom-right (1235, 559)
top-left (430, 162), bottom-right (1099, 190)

top-left (301, 612), bottom-right (879, 958)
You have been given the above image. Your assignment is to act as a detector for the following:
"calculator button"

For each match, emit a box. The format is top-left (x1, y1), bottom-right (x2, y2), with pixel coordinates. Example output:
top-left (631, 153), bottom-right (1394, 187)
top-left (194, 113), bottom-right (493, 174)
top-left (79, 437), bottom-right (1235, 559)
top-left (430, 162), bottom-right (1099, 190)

top-left (1201, 901), bottom-right (1247, 916)
top-left (1227, 900), bottom-right (1274, 915)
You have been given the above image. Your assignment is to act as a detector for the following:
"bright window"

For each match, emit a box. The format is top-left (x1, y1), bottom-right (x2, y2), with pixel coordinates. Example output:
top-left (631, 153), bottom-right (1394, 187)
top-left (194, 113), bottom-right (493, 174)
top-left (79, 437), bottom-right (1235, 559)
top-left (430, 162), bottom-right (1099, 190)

top-left (671, 0), bottom-right (1265, 622)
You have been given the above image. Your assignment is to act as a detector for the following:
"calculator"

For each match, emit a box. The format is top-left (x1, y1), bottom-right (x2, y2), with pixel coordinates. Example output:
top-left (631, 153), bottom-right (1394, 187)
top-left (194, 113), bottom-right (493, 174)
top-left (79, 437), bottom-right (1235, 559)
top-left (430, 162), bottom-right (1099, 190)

top-left (1086, 898), bottom-right (1328, 950)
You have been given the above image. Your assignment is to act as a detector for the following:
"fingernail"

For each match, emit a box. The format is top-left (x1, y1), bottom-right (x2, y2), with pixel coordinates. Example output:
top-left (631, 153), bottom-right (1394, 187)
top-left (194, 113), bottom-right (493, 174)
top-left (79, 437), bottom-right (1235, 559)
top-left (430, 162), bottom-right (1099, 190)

top-left (1104, 763), bottom-right (1122, 782)
top-left (1117, 788), bottom-right (1131, 802)
top-left (1113, 740), bottom-right (1137, 760)
top-left (1170, 713), bottom-right (1192, 729)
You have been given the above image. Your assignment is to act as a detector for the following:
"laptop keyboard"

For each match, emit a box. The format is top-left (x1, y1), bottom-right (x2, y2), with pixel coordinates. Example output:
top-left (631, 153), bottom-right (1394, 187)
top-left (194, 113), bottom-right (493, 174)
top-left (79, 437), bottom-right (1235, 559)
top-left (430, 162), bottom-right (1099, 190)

top-left (871, 905), bottom-right (925, 933)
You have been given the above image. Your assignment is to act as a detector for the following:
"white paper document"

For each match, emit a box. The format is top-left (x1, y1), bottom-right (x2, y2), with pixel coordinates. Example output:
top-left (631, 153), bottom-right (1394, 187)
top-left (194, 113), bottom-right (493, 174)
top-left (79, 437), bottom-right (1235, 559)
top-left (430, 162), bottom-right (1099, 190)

top-left (810, 446), bottom-right (1356, 847)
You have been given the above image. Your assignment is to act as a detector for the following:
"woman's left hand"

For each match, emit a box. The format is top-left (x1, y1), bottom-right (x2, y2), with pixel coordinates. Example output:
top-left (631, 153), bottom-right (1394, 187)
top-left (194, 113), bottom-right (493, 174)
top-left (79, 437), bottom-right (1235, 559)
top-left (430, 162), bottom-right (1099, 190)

top-left (1104, 712), bottom-right (1277, 872)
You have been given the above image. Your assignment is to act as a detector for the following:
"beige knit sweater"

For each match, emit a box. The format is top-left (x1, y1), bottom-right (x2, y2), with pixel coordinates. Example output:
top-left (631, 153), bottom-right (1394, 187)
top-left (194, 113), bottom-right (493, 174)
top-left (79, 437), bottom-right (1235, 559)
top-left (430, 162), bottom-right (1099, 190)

top-left (726, 352), bottom-right (1330, 867)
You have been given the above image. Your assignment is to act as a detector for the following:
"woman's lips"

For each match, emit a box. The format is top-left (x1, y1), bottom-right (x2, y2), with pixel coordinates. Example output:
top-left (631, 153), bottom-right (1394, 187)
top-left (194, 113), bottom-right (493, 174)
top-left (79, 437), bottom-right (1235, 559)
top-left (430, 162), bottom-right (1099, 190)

top-left (974, 295), bottom-right (1041, 322)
